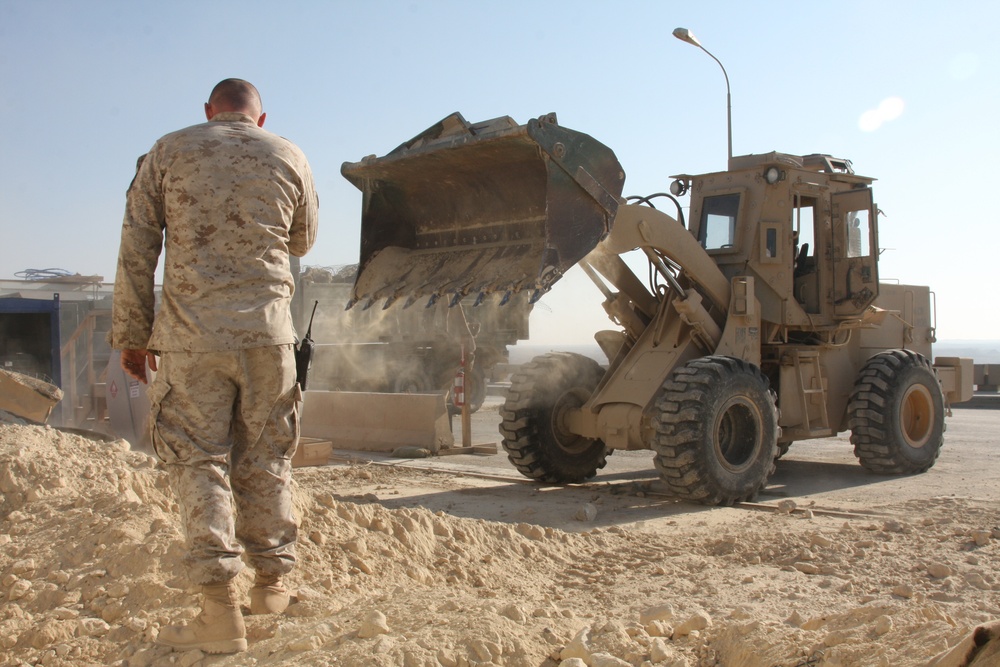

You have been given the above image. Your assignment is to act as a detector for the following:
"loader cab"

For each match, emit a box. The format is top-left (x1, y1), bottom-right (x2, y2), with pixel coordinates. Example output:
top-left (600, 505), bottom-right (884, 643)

top-left (682, 152), bottom-right (879, 327)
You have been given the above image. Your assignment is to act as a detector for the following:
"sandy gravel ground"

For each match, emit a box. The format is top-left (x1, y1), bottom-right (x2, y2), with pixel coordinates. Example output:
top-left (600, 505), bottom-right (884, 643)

top-left (1, 405), bottom-right (998, 667)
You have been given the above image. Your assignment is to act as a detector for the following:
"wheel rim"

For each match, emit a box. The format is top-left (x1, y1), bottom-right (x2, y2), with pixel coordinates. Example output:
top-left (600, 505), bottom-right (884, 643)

top-left (900, 383), bottom-right (934, 448)
top-left (549, 387), bottom-right (594, 455)
top-left (713, 397), bottom-right (762, 472)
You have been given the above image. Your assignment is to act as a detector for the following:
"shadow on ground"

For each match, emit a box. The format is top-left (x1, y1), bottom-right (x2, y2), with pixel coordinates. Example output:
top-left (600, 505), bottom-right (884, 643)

top-left (324, 449), bottom-right (911, 530)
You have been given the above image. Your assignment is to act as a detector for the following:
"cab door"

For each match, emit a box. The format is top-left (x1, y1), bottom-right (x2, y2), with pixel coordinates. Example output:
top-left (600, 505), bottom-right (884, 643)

top-left (831, 188), bottom-right (879, 318)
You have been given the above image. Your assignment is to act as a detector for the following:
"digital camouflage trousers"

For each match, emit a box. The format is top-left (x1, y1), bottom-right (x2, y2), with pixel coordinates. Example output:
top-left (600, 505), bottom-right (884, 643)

top-left (147, 344), bottom-right (300, 585)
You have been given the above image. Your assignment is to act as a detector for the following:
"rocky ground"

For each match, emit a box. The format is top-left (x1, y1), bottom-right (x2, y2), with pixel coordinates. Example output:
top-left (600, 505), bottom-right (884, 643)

top-left (1, 411), bottom-right (999, 667)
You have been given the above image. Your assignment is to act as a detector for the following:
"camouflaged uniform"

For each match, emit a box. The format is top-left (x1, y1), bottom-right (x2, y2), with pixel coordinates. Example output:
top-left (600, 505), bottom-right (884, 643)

top-left (111, 111), bottom-right (318, 585)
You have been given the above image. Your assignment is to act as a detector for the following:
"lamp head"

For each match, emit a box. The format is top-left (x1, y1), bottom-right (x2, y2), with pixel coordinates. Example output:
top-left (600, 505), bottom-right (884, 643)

top-left (672, 27), bottom-right (702, 48)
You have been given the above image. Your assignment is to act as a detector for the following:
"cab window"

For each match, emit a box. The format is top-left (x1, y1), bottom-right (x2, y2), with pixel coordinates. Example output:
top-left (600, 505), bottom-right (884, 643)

top-left (699, 194), bottom-right (741, 249)
top-left (793, 195), bottom-right (817, 269)
top-left (846, 209), bottom-right (871, 258)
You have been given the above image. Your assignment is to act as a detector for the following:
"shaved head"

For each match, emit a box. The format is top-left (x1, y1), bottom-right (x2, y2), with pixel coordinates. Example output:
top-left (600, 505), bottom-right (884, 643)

top-left (207, 79), bottom-right (263, 118)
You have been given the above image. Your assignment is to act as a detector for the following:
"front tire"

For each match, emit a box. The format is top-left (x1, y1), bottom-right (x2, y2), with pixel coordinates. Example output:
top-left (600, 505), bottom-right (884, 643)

top-left (499, 352), bottom-right (609, 483)
top-left (653, 356), bottom-right (779, 505)
top-left (848, 350), bottom-right (944, 474)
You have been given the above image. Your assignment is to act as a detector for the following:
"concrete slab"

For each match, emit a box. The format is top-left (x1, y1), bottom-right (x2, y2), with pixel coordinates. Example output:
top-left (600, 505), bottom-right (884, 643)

top-left (301, 390), bottom-right (454, 453)
top-left (0, 368), bottom-right (62, 423)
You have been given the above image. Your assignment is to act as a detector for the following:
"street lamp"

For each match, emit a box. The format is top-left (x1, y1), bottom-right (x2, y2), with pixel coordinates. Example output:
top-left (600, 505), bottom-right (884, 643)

top-left (673, 27), bottom-right (732, 163)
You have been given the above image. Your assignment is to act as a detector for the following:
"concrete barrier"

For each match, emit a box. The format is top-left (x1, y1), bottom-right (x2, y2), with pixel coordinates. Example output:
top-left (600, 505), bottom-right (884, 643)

top-left (301, 391), bottom-right (454, 453)
top-left (975, 363), bottom-right (1000, 392)
top-left (0, 368), bottom-right (62, 423)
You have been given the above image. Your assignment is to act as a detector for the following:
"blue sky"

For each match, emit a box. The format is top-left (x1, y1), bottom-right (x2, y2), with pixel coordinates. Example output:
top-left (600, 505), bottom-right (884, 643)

top-left (1, 1), bottom-right (997, 343)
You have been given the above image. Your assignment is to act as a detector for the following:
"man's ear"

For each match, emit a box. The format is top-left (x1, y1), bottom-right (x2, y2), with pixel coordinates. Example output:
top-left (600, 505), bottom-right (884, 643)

top-left (257, 112), bottom-right (266, 128)
top-left (204, 102), bottom-right (214, 121)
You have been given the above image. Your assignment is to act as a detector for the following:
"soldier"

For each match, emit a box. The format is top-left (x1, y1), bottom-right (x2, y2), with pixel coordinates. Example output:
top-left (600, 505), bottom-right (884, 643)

top-left (110, 78), bottom-right (319, 654)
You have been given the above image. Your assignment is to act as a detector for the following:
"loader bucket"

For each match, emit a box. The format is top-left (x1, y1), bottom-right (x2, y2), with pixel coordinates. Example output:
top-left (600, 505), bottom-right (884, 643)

top-left (342, 112), bottom-right (625, 308)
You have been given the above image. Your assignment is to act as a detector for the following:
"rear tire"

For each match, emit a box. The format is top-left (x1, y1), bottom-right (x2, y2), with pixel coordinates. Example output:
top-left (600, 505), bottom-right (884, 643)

top-left (499, 352), bottom-right (609, 483)
top-left (394, 368), bottom-right (430, 394)
top-left (653, 356), bottom-right (778, 505)
top-left (848, 350), bottom-right (944, 473)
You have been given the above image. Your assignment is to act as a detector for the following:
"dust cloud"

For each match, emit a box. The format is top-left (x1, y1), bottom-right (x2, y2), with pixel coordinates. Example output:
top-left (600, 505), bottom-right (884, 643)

top-left (297, 265), bottom-right (527, 395)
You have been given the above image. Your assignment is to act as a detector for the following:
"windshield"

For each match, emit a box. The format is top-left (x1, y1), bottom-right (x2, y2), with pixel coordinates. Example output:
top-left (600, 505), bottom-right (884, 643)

top-left (699, 193), bottom-right (741, 249)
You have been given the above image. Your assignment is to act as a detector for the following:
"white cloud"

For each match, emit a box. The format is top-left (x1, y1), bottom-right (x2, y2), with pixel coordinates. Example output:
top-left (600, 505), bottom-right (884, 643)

top-left (858, 96), bottom-right (906, 132)
top-left (859, 109), bottom-right (884, 132)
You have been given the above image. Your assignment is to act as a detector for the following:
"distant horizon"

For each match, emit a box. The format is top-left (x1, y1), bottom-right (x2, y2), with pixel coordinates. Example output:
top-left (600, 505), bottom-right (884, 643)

top-left (511, 338), bottom-right (1000, 347)
top-left (510, 339), bottom-right (1000, 365)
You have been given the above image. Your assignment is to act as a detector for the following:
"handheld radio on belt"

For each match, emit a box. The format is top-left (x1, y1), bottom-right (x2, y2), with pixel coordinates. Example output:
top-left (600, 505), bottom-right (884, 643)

top-left (295, 301), bottom-right (318, 391)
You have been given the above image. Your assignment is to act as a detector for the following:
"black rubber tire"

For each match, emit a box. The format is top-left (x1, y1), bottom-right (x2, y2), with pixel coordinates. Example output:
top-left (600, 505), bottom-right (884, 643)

top-left (848, 350), bottom-right (945, 474)
top-left (499, 352), bottom-right (609, 483)
top-left (393, 368), bottom-right (431, 394)
top-left (653, 356), bottom-right (779, 505)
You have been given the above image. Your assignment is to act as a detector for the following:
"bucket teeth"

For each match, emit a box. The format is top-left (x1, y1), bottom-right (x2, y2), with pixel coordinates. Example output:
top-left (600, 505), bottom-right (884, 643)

top-left (361, 297), bottom-right (377, 311)
top-left (426, 294), bottom-right (440, 309)
top-left (472, 292), bottom-right (486, 307)
top-left (449, 293), bottom-right (464, 308)
top-left (529, 289), bottom-right (544, 304)
top-left (499, 291), bottom-right (512, 306)
top-left (402, 294), bottom-right (419, 309)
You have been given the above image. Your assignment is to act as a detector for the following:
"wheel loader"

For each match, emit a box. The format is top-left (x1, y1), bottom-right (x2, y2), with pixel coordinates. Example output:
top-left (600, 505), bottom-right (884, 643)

top-left (342, 112), bottom-right (973, 505)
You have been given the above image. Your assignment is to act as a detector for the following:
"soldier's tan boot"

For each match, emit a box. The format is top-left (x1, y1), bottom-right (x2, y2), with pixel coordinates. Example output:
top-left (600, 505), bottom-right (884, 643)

top-left (156, 583), bottom-right (247, 653)
top-left (249, 572), bottom-right (290, 615)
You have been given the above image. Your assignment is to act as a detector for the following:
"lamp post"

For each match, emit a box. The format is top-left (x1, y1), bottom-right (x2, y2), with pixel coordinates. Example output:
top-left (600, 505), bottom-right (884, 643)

top-left (673, 27), bottom-right (732, 163)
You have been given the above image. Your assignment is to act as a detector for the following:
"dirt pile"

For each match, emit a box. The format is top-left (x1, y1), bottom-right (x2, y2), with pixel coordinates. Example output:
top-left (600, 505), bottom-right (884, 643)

top-left (1, 416), bottom-right (999, 666)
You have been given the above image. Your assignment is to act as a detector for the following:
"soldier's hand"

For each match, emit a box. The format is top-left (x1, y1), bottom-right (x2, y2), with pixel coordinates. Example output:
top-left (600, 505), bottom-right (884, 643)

top-left (121, 349), bottom-right (157, 384)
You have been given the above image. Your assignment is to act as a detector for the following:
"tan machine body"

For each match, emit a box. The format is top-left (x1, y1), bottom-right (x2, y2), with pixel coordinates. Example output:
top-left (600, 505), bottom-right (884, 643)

top-left (344, 113), bottom-right (972, 504)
